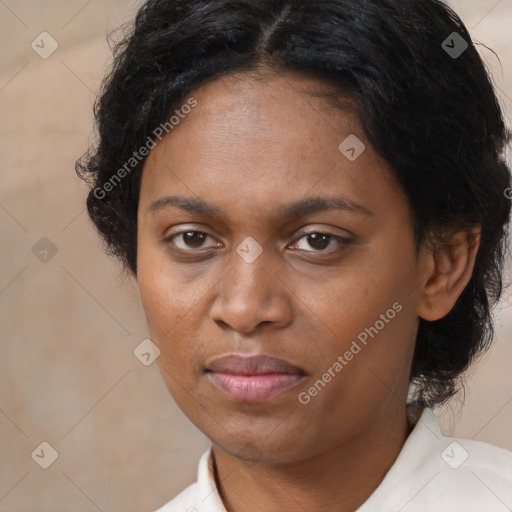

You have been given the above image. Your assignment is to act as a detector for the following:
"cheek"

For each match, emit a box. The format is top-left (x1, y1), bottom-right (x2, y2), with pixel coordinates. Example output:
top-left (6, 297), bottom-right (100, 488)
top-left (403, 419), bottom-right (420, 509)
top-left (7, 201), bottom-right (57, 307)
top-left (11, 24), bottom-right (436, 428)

top-left (309, 256), bottom-right (415, 380)
top-left (137, 269), bottom-right (205, 404)
top-left (137, 237), bottom-right (196, 326)
top-left (315, 272), bottom-right (397, 337)
top-left (136, 246), bottom-right (213, 376)
top-left (136, 247), bottom-right (185, 356)
top-left (139, 274), bottom-right (197, 359)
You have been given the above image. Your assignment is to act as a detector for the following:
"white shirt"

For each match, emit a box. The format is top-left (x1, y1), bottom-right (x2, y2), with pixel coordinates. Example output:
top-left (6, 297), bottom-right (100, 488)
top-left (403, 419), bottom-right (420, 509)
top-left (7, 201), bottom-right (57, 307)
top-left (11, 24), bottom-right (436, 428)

top-left (155, 408), bottom-right (512, 511)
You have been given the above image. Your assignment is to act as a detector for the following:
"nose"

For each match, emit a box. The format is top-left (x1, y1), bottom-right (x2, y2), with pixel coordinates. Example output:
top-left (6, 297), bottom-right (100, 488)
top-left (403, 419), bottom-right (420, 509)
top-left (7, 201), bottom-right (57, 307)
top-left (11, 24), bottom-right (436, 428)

top-left (209, 247), bottom-right (293, 334)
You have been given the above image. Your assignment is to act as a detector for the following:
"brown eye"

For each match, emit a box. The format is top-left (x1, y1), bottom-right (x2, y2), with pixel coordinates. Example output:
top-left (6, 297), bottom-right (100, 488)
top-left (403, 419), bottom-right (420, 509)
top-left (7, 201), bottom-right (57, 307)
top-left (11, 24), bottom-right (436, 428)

top-left (165, 230), bottom-right (220, 251)
top-left (291, 232), bottom-right (351, 253)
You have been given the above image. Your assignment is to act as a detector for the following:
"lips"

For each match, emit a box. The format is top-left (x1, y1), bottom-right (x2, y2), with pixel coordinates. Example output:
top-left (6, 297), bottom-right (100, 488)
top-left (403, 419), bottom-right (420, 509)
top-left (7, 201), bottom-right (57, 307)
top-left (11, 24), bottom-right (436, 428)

top-left (206, 354), bottom-right (306, 376)
top-left (205, 354), bottom-right (307, 403)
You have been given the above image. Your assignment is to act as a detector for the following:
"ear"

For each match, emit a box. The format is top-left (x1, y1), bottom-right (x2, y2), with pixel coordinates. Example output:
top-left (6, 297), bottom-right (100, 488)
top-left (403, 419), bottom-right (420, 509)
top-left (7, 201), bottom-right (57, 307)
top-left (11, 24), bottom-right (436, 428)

top-left (416, 226), bottom-right (481, 322)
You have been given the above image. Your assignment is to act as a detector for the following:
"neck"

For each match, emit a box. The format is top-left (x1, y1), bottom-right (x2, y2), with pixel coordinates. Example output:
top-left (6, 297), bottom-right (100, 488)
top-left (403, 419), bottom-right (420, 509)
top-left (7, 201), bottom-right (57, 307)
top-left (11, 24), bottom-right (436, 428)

top-left (212, 406), bottom-right (415, 512)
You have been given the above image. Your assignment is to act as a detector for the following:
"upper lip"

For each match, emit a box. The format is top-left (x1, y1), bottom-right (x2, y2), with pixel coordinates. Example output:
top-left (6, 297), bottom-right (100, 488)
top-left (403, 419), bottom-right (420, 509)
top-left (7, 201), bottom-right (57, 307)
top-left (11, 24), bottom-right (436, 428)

top-left (205, 354), bottom-right (306, 376)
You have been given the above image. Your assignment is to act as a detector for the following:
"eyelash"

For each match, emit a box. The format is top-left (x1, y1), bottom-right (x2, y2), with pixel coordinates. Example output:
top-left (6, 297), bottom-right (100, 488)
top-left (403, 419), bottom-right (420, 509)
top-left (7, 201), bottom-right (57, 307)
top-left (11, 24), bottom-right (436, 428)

top-left (160, 229), bottom-right (352, 255)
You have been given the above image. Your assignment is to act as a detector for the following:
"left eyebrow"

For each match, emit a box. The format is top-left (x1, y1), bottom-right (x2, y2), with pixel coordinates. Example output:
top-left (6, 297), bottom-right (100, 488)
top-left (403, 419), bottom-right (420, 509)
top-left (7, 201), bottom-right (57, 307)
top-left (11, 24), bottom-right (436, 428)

top-left (146, 195), bottom-right (374, 219)
top-left (275, 196), bottom-right (374, 218)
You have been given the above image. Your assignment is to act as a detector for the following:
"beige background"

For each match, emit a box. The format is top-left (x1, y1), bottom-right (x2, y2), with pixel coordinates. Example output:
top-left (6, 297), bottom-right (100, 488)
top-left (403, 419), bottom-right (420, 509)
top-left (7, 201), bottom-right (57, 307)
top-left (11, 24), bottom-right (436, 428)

top-left (0, 1), bottom-right (511, 511)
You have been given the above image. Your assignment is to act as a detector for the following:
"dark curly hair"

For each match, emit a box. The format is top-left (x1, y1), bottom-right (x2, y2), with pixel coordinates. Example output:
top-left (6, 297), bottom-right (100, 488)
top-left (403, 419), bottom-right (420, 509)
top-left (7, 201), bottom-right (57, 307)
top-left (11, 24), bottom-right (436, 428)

top-left (76, 0), bottom-right (512, 408)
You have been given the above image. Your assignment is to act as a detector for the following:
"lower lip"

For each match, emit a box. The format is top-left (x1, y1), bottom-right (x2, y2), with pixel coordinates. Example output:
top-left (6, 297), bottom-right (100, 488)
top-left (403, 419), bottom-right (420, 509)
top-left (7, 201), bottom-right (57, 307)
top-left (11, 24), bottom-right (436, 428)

top-left (207, 372), bottom-right (305, 403)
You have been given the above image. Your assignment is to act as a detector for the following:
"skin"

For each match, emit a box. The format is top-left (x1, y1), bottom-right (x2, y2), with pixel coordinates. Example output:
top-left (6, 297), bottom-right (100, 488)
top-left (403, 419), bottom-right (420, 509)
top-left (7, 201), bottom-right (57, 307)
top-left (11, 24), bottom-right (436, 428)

top-left (136, 69), bottom-right (481, 512)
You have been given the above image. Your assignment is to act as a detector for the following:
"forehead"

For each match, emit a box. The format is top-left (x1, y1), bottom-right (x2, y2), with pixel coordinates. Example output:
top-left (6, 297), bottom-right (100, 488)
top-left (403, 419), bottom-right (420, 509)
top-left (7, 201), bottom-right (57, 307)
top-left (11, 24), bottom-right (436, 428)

top-left (139, 71), bottom-right (400, 221)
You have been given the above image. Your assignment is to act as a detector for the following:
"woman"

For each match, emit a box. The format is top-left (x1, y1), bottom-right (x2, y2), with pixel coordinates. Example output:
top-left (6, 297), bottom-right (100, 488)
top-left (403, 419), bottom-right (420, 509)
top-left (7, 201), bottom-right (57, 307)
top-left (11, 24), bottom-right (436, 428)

top-left (77, 0), bottom-right (512, 510)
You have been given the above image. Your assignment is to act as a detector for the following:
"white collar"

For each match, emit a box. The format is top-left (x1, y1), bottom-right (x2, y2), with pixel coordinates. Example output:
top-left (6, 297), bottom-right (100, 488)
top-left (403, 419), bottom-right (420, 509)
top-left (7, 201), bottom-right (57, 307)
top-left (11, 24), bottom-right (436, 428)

top-left (170, 407), bottom-right (512, 512)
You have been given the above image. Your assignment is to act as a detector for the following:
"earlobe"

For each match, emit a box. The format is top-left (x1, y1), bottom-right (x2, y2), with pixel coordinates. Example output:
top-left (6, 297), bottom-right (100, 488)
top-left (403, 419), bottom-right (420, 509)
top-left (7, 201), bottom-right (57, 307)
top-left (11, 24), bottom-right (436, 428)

top-left (416, 226), bottom-right (481, 322)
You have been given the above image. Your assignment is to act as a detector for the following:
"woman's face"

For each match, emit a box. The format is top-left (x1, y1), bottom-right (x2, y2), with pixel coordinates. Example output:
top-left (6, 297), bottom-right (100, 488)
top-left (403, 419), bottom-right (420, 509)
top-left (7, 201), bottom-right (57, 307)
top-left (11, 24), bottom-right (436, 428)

top-left (136, 71), bottom-right (429, 463)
